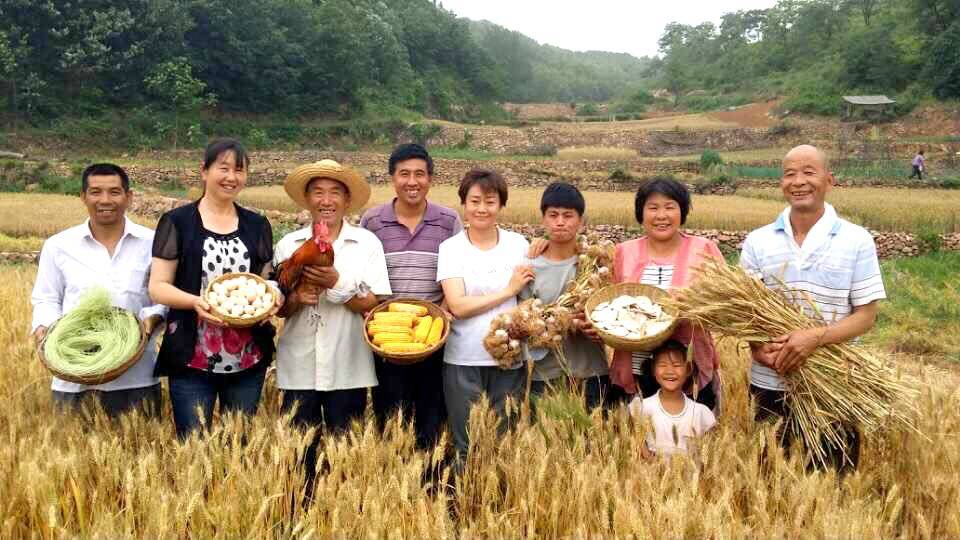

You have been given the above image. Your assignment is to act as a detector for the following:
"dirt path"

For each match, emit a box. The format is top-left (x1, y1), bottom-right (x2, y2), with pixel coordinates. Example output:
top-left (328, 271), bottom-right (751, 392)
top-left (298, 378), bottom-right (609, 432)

top-left (707, 100), bottom-right (781, 128)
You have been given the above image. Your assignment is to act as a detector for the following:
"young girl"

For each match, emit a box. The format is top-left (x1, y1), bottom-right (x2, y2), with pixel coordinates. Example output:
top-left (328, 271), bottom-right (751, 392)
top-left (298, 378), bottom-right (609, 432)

top-left (629, 340), bottom-right (716, 458)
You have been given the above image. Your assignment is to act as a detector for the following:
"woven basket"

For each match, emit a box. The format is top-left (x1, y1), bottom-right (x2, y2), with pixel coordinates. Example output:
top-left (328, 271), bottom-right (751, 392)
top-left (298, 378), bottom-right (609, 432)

top-left (584, 283), bottom-right (679, 352)
top-left (363, 298), bottom-right (451, 365)
top-left (204, 272), bottom-right (275, 328)
top-left (38, 308), bottom-right (148, 385)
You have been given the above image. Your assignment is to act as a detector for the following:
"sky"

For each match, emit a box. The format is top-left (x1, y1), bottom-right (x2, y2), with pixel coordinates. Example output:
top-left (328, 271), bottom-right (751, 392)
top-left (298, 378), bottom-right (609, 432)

top-left (440, 0), bottom-right (778, 58)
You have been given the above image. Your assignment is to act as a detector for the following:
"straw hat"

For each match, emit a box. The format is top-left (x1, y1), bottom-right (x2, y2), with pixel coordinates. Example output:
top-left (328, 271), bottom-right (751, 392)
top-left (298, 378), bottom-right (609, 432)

top-left (284, 159), bottom-right (371, 213)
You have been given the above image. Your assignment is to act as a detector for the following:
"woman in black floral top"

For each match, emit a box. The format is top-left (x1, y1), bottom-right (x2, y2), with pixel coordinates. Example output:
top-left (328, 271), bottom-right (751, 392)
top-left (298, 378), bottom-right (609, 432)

top-left (149, 138), bottom-right (282, 439)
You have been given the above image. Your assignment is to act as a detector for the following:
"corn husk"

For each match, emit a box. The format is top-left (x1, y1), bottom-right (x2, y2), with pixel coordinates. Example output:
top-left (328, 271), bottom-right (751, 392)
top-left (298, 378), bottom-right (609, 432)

top-left (663, 258), bottom-right (921, 467)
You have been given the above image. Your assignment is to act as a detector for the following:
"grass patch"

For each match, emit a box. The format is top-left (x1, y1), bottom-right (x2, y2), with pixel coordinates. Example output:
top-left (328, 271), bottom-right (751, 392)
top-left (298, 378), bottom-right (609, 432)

top-left (870, 252), bottom-right (960, 361)
top-left (556, 146), bottom-right (638, 160)
top-left (727, 165), bottom-right (780, 179)
top-left (737, 187), bottom-right (960, 233)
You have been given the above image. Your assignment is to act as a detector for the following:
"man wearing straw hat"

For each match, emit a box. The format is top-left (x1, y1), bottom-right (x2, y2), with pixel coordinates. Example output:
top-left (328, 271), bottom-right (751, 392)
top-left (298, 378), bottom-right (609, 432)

top-left (740, 144), bottom-right (886, 471)
top-left (360, 143), bottom-right (462, 449)
top-left (31, 163), bottom-right (166, 417)
top-left (274, 159), bottom-right (391, 437)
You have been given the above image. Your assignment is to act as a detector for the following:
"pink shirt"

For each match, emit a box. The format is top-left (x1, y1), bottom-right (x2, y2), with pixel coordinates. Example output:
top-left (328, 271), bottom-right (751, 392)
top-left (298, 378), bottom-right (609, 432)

top-left (609, 234), bottom-right (723, 394)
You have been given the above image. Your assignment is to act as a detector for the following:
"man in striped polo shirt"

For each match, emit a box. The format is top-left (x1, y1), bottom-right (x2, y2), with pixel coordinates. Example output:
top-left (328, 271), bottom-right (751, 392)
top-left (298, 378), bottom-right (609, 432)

top-left (740, 144), bottom-right (886, 471)
top-left (361, 143), bottom-right (462, 448)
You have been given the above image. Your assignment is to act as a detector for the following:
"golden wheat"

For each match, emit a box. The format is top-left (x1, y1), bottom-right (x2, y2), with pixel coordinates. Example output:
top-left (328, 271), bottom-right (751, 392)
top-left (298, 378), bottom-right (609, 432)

top-left (0, 263), bottom-right (957, 537)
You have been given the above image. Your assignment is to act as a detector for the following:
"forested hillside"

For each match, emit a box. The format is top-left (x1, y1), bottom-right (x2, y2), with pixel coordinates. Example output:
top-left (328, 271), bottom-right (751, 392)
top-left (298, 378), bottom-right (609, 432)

top-left (651, 0), bottom-right (960, 115)
top-left (469, 20), bottom-right (652, 103)
top-left (0, 0), bottom-right (652, 126)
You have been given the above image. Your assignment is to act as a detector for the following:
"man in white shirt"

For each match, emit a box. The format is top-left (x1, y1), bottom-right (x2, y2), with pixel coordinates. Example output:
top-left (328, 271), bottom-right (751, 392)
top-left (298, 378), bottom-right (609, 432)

top-left (31, 164), bottom-right (166, 417)
top-left (274, 160), bottom-right (391, 490)
top-left (740, 145), bottom-right (886, 471)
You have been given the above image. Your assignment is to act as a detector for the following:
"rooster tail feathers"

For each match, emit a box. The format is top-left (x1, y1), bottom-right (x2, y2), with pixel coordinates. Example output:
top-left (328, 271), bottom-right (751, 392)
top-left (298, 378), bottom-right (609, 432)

top-left (277, 260), bottom-right (302, 291)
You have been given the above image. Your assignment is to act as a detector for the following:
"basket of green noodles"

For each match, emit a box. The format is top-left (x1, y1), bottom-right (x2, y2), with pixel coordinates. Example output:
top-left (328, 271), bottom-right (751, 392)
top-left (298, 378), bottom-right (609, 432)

top-left (38, 288), bottom-right (147, 385)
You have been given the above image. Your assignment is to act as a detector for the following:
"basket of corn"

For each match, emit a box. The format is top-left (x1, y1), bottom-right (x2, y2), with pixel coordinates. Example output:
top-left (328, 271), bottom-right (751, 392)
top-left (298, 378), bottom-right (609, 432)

top-left (584, 283), bottom-right (678, 352)
top-left (363, 299), bottom-right (449, 365)
top-left (203, 272), bottom-right (277, 328)
top-left (38, 287), bottom-right (148, 385)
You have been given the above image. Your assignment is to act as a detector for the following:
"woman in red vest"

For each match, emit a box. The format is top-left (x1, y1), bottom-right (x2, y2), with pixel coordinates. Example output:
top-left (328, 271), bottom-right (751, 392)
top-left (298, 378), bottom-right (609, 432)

top-left (606, 177), bottom-right (723, 411)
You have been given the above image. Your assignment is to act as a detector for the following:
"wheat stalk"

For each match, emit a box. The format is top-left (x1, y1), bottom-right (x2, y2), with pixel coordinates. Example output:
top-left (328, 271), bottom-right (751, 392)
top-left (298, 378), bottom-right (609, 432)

top-left (663, 259), bottom-right (922, 467)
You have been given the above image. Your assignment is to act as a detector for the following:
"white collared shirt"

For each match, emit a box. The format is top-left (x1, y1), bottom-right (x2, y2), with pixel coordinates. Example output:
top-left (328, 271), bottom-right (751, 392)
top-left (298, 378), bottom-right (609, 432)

top-left (31, 218), bottom-right (167, 393)
top-left (740, 203), bottom-right (886, 391)
top-left (273, 220), bottom-right (392, 391)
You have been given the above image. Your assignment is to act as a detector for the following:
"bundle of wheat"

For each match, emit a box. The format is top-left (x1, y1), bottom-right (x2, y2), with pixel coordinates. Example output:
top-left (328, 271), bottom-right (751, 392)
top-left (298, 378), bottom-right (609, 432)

top-left (664, 258), bottom-right (921, 467)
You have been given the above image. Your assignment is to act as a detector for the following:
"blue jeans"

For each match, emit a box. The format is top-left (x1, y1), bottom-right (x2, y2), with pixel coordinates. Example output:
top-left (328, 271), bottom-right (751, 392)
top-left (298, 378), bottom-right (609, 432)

top-left (168, 364), bottom-right (266, 439)
top-left (52, 384), bottom-right (162, 419)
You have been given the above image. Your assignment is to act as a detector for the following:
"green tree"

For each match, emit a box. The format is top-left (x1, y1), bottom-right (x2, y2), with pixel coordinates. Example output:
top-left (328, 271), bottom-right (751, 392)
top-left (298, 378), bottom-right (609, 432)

top-left (145, 58), bottom-right (216, 151)
top-left (925, 20), bottom-right (960, 98)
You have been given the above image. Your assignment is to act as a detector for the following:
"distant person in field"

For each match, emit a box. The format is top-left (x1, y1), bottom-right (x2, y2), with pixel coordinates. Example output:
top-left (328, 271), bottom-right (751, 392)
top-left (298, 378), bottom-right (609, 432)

top-left (520, 182), bottom-right (623, 410)
top-left (740, 144), bottom-right (886, 472)
top-left (628, 340), bottom-right (716, 459)
top-left (31, 163), bottom-right (166, 418)
top-left (908, 150), bottom-right (926, 180)
top-left (361, 143), bottom-right (462, 450)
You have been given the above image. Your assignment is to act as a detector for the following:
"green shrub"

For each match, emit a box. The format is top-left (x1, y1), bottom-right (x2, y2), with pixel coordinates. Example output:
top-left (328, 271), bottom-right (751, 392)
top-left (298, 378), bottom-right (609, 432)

top-left (0, 160), bottom-right (78, 194)
top-left (407, 122), bottom-right (443, 146)
top-left (608, 168), bottom-right (635, 183)
top-left (916, 226), bottom-right (943, 254)
top-left (700, 149), bottom-right (724, 172)
top-left (940, 178), bottom-right (960, 190)
top-left (575, 103), bottom-right (600, 116)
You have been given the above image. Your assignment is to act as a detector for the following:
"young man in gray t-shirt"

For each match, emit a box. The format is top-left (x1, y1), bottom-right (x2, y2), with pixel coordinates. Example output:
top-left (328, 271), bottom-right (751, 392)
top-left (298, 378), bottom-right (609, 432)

top-left (521, 182), bottom-right (623, 410)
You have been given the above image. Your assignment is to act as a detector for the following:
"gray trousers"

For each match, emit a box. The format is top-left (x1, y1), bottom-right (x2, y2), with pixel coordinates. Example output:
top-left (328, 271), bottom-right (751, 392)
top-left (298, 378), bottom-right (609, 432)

top-left (52, 384), bottom-right (162, 419)
top-left (443, 363), bottom-right (526, 462)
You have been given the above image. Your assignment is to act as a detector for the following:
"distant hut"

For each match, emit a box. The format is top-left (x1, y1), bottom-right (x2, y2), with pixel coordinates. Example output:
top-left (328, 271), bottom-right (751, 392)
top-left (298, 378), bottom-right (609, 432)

top-left (841, 95), bottom-right (896, 122)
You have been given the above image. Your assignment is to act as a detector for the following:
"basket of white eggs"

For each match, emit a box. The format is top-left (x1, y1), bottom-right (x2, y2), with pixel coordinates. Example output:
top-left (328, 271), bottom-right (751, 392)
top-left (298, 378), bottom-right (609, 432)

top-left (204, 273), bottom-right (278, 328)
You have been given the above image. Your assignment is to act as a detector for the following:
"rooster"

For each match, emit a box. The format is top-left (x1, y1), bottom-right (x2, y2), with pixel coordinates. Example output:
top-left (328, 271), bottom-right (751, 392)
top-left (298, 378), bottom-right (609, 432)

top-left (278, 221), bottom-right (335, 297)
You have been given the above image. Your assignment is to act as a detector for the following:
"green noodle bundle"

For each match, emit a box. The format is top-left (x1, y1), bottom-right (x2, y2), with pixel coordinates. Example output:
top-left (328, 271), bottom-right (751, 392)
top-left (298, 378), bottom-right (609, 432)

top-left (43, 288), bottom-right (142, 379)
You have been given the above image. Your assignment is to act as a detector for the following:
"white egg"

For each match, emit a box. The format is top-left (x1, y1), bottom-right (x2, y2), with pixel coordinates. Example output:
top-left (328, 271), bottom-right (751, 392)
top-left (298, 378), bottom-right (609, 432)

top-left (243, 305), bottom-right (255, 315)
top-left (212, 283), bottom-right (225, 295)
top-left (255, 283), bottom-right (267, 296)
top-left (230, 307), bottom-right (243, 317)
top-left (260, 293), bottom-right (273, 305)
top-left (208, 296), bottom-right (221, 307)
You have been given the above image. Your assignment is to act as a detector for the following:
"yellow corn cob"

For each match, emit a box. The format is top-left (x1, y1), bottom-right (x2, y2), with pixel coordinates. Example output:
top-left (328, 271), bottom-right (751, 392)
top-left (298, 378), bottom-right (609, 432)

top-left (373, 332), bottom-right (415, 345)
top-left (425, 317), bottom-right (444, 345)
top-left (388, 302), bottom-right (429, 317)
top-left (366, 323), bottom-right (413, 336)
top-left (414, 316), bottom-right (433, 343)
top-left (372, 312), bottom-right (416, 326)
top-left (381, 342), bottom-right (428, 354)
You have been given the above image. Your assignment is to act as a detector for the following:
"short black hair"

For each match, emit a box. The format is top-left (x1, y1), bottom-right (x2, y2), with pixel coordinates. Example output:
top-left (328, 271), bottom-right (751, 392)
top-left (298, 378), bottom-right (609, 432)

top-left (651, 339), bottom-right (696, 392)
top-left (540, 181), bottom-right (585, 216)
top-left (458, 168), bottom-right (508, 206)
top-left (389, 143), bottom-right (434, 175)
top-left (634, 177), bottom-right (691, 225)
top-left (202, 138), bottom-right (249, 171)
top-left (82, 163), bottom-right (130, 192)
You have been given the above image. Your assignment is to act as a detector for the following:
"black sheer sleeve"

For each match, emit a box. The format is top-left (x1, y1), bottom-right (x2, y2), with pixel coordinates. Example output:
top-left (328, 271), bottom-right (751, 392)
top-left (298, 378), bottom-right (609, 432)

top-left (152, 212), bottom-right (180, 260)
top-left (257, 216), bottom-right (275, 268)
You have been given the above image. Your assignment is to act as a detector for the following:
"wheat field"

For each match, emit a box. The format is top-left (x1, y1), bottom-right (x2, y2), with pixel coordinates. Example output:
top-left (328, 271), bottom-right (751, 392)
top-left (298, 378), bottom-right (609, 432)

top-left (1, 263), bottom-right (958, 537)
